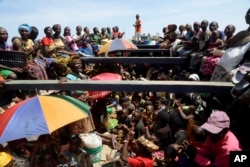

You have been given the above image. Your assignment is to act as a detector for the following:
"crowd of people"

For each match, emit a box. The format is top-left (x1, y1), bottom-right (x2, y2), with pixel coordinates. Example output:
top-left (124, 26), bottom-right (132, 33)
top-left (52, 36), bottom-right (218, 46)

top-left (0, 9), bottom-right (250, 167)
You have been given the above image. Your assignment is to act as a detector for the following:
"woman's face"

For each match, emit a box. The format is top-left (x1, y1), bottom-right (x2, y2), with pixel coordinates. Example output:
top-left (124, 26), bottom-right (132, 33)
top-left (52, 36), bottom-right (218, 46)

top-left (69, 122), bottom-right (83, 135)
top-left (19, 28), bottom-right (30, 40)
top-left (45, 28), bottom-right (53, 38)
top-left (71, 59), bottom-right (83, 73)
top-left (53, 25), bottom-right (61, 35)
top-left (64, 27), bottom-right (71, 36)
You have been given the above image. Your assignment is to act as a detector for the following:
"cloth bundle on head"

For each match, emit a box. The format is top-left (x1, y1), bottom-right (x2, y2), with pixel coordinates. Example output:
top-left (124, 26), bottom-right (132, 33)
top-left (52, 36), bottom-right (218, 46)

top-left (201, 110), bottom-right (230, 134)
top-left (167, 24), bottom-right (177, 32)
top-left (188, 73), bottom-right (200, 81)
top-left (0, 152), bottom-right (12, 167)
top-left (194, 22), bottom-right (201, 26)
top-left (18, 23), bottom-right (31, 33)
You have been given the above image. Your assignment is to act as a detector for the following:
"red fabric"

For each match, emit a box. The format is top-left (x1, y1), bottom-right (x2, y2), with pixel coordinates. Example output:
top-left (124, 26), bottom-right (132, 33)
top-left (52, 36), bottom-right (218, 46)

top-left (27, 61), bottom-right (48, 80)
top-left (112, 32), bottom-right (119, 38)
top-left (128, 156), bottom-right (154, 167)
top-left (42, 37), bottom-right (54, 46)
top-left (0, 76), bottom-right (4, 81)
top-left (201, 42), bottom-right (222, 76)
top-left (0, 99), bottom-right (28, 135)
top-left (202, 56), bottom-right (220, 75)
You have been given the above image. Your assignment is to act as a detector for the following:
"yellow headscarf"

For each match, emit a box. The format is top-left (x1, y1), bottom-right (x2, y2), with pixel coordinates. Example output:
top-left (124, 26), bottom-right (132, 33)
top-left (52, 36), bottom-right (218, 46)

top-left (0, 152), bottom-right (12, 167)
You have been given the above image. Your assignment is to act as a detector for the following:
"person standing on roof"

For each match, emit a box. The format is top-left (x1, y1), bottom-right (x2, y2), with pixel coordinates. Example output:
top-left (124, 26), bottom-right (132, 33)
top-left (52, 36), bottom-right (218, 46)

top-left (133, 14), bottom-right (142, 44)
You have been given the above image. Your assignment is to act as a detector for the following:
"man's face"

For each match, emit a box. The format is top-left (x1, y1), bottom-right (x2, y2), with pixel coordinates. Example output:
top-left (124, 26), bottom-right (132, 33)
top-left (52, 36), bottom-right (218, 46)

top-left (209, 130), bottom-right (226, 143)
top-left (132, 112), bottom-right (140, 123)
top-left (0, 28), bottom-right (8, 43)
top-left (224, 25), bottom-right (234, 36)
top-left (146, 105), bottom-right (153, 115)
top-left (209, 22), bottom-right (218, 32)
top-left (193, 24), bottom-right (200, 31)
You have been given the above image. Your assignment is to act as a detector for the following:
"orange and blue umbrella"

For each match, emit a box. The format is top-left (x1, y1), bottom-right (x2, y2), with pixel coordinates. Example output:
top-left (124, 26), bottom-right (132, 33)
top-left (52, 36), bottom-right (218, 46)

top-left (0, 95), bottom-right (89, 143)
top-left (98, 38), bottom-right (138, 55)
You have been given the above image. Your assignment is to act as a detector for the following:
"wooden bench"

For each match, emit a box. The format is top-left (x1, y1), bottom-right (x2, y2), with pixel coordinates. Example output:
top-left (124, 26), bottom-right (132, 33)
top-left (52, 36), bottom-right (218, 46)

top-left (3, 80), bottom-right (233, 94)
top-left (80, 57), bottom-right (189, 64)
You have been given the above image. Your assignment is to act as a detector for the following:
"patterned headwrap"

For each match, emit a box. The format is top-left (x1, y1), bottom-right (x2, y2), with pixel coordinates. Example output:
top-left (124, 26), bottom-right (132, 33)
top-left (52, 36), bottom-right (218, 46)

top-left (18, 23), bottom-right (31, 33)
top-left (0, 152), bottom-right (13, 167)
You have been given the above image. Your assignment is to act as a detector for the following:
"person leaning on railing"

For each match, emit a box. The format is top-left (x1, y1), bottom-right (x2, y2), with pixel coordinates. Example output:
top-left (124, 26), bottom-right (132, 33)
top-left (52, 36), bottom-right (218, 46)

top-left (0, 27), bottom-right (23, 80)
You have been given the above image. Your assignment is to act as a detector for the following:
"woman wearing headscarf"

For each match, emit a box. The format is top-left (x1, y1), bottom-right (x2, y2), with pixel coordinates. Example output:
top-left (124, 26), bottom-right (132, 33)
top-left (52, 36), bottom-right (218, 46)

top-left (12, 24), bottom-right (34, 59)
top-left (12, 24), bottom-right (48, 80)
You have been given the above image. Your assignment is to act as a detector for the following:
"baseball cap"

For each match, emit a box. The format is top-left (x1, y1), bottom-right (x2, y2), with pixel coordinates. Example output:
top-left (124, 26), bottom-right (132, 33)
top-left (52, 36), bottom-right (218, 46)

top-left (201, 110), bottom-right (230, 134)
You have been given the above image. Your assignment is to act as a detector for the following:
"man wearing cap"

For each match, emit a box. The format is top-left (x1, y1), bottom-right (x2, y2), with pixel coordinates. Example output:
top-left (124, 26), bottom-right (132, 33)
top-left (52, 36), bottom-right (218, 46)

top-left (183, 110), bottom-right (242, 167)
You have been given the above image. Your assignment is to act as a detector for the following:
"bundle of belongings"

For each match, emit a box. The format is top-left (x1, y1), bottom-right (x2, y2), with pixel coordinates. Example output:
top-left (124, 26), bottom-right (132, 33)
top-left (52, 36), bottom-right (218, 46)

top-left (231, 62), bottom-right (250, 104)
top-left (137, 136), bottom-right (159, 152)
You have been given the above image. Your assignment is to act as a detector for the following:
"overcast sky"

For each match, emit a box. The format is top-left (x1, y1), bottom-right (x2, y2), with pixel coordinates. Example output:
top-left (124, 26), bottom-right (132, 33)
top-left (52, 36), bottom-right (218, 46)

top-left (0, 0), bottom-right (250, 43)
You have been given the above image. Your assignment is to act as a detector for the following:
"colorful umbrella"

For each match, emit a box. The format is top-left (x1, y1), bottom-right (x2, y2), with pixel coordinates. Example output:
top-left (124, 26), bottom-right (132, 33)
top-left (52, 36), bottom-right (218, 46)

top-left (98, 38), bottom-right (138, 55)
top-left (0, 95), bottom-right (89, 143)
top-left (88, 72), bottom-right (122, 100)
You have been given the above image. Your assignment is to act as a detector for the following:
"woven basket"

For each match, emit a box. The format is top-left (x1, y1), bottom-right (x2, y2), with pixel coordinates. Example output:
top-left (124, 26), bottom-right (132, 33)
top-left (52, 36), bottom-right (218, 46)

top-left (0, 50), bottom-right (27, 68)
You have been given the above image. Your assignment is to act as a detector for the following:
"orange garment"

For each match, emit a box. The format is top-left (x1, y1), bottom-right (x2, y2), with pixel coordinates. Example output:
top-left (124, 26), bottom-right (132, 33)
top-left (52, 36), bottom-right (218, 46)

top-left (41, 37), bottom-right (54, 46)
top-left (135, 19), bottom-right (142, 33)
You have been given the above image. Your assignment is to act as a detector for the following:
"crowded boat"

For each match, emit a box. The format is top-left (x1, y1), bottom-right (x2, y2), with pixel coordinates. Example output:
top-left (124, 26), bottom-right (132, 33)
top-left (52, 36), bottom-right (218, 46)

top-left (0, 8), bottom-right (250, 167)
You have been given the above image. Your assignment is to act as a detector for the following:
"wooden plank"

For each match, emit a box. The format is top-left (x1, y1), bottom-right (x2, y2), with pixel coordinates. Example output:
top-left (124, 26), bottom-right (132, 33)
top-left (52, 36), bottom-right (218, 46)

top-left (136, 45), bottom-right (160, 49)
top-left (81, 57), bottom-right (189, 64)
top-left (3, 80), bottom-right (233, 93)
top-left (114, 49), bottom-right (169, 53)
